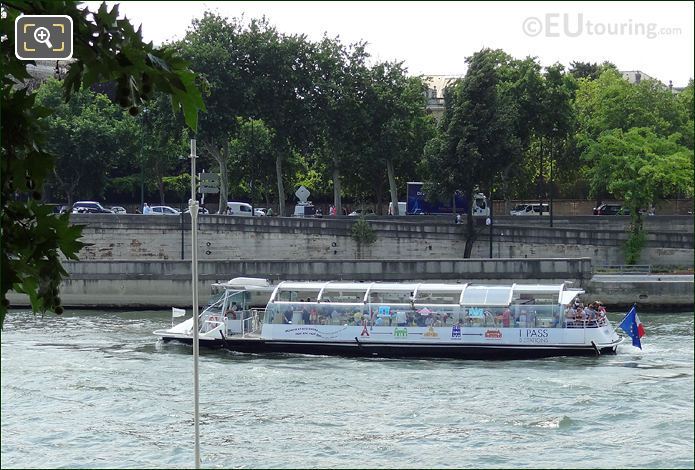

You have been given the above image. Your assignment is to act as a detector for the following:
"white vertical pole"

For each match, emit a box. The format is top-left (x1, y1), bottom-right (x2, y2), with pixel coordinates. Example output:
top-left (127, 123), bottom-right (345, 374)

top-left (189, 138), bottom-right (201, 469)
top-left (200, 169), bottom-right (205, 206)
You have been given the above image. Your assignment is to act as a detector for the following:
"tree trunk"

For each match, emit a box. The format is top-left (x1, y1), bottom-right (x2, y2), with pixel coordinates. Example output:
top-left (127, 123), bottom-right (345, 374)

top-left (333, 160), bottom-right (342, 215)
top-left (463, 189), bottom-right (477, 258)
top-left (217, 145), bottom-right (230, 215)
top-left (386, 158), bottom-right (399, 216)
top-left (375, 180), bottom-right (384, 215)
top-left (158, 178), bottom-right (165, 205)
top-left (539, 136), bottom-right (544, 202)
top-left (275, 154), bottom-right (285, 216)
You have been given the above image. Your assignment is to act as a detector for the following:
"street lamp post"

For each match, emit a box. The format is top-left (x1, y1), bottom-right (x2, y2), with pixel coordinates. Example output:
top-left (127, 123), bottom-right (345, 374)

top-left (550, 127), bottom-right (558, 228)
top-left (488, 184), bottom-right (493, 258)
top-left (188, 139), bottom-right (201, 469)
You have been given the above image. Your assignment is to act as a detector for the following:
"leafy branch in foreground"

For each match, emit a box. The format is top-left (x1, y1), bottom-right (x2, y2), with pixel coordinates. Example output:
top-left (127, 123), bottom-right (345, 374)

top-left (1, 1), bottom-right (204, 326)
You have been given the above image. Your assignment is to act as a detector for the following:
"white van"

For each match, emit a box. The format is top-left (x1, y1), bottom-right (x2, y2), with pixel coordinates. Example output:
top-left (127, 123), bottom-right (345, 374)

top-left (510, 203), bottom-right (549, 216)
top-left (226, 202), bottom-right (253, 216)
top-left (293, 202), bottom-right (316, 217)
top-left (388, 201), bottom-right (407, 216)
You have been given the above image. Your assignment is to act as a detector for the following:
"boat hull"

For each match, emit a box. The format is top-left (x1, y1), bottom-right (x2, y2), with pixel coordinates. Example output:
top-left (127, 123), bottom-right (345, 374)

top-left (161, 336), bottom-right (619, 359)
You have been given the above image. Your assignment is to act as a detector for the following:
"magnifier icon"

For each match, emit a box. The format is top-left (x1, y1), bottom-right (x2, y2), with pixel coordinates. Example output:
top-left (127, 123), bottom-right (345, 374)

top-left (33, 27), bottom-right (53, 49)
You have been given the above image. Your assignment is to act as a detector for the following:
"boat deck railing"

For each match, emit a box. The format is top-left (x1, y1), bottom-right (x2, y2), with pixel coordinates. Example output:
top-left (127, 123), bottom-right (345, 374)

top-left (565, 318), bottom-right (609, 328)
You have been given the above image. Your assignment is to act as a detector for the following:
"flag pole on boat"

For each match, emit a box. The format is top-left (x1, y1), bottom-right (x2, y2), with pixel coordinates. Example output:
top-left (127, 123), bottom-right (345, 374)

top-left (189, 138), bottom-right (201, 468)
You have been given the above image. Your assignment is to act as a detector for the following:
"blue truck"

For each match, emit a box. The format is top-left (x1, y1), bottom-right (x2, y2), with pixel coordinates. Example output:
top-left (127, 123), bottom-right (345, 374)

top-left (406, 182), bottom-right (489, 216)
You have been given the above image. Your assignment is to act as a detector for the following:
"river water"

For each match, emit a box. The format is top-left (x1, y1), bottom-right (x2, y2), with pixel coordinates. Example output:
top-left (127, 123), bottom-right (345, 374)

top-left (1, 309), bottom-right (693, 469)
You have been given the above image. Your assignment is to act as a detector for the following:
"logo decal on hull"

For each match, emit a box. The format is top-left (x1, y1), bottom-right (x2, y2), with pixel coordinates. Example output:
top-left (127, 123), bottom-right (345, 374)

top-left (394, 327), bottom-right (408, 338)
top-left (451, 324), bottom-right (461, 339)
top-left (484, 329), bottom-right (503, 339)
top-left (423, 325), bottom-right (439, 338)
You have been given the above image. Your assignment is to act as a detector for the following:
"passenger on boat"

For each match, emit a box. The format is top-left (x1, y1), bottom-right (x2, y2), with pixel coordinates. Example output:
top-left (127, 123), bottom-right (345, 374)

top-left (527, 310), bottom-right (537, 327)
top-left (595, 302), bottom-right (607, 325)
top-left (396, 310), bottom-right (408, 327)
top-left (425, 314), bottom-right (434, 327)
top-left (584, 303), bottom-right (597, 322)
top-left (517, 309), bottom-right (528, 328)
top-left (497, 308), bottom-right (513, 327)
top-left (309, 305), bottom-right (319, 324)
top-left (353, 311), bottom-right (363, 325)
top-left (283, 307), bottom-right (293, 324)
top-left (574, 306), bottom-right (586, 325)
top-left (224, 302), bottom-right (239, 319)
top-left (301, 301), bottom-right (311, 324)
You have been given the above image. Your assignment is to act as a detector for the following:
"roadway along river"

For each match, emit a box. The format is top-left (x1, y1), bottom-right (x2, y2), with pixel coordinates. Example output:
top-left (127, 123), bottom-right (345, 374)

top-left (2, 309), bottom-right (693, 468)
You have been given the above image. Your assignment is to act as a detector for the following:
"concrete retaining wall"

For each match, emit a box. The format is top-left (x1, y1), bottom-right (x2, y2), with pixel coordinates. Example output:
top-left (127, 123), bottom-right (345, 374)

top-left (71, 214), bottom-right (694, 266)
top-left (586, 275), bottom-right (694, 311)
top-left (8, 258), bottom-right (691, 310)
top-left (8, 258), bottom-right (592, 309)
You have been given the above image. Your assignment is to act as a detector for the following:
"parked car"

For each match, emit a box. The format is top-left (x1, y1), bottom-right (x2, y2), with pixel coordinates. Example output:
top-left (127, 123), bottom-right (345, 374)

top-left (348, 209), bottom-right (375, 217)
top-left (72, 201), bottom-right (114, 214)
top-left (254, 208), bottom-right (266, 216)
top-left (110, 206), bottom-right (127, 214)
top-left (388, 201), bottom-right (407, 216)
top-left (510, 203), bottom-right (549, 216)
top-left (150, 205), bottom-right (181, 215)
top-left (226, 202), bottom-right (254, 217)
top-left (593, 204), bottom-right (630, 216)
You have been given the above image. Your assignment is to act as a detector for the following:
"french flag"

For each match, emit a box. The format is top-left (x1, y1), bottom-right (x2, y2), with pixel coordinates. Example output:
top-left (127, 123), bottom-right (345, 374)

top-left (618, 305), bottom-right (645, 349)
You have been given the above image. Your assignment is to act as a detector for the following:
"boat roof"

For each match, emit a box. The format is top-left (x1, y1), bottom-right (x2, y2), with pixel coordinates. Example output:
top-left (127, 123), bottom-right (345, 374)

top-left (212, 277), bottom-right (273, 290)
top-left (269, 281), bottom-right (584, 306)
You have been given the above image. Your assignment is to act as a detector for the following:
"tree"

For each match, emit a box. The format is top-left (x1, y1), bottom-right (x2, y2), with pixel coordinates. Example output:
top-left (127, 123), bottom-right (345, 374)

top-left (310, 37), bottom-right (372, 216)
top-left (575, 68), bottom-right (692, 206)
top-left (35, 80), bottom-right (140, 206)
top-left (366, 63), bottom-right (433, 215)
top-left (423, 49), bottom-right (520, 257)
top-left (177, 12), bottom-right (247, 214)
top-left (569, 61), bottom-right (616, 81)
top-left (140, 93), bottom-right (190, 205)
top-left (2, 1), bottom-right (203, 325)
top-left (228, 117), bottom-right (277, 207)
top-left (178, 13), bottom-right (316, 215)
top-left (583, 127), bottom-right (693, 263)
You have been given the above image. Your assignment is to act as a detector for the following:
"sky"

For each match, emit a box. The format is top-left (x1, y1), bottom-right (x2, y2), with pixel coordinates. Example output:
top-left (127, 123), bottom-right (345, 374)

top-left (86, 1), bottom-right (694, 87)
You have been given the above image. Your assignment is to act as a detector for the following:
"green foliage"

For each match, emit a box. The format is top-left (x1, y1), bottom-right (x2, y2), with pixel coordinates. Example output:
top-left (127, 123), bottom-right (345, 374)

top-left (584, 127), bottom-right (693, 262)
top-left (424, 49), bottom-right (522, 256)
top-left (36, 80), bottom-right (141, 204)
top-left (228, 117), bottom-right (277, 202)
top-left (584, 128), bottom-right (694, 209)
top-left (161, 174), bottom-right (192, 197)
top-left (624, 226), bottom-right (646, 265)
top-left (1, 1), bottom-right (203, 325)
top-left (351, 217), bottom-right (377, 246)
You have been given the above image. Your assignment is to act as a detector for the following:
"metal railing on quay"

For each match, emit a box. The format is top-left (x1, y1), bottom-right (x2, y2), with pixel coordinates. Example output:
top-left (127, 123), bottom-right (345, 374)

top-left (593, 264), bottom-right (652, 274)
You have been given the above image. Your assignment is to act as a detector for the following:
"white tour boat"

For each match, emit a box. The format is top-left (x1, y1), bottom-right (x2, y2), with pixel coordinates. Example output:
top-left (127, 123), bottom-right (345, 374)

top-left (154, 278), bottom-right (623, 359)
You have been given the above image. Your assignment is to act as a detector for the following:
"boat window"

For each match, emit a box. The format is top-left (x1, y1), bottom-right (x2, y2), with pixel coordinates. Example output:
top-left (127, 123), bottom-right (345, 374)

top-left (508, 304), bottom-right (561, 328)
top-left (321, 290), bottom-right (365, 303)
top-left (413, 291), bottom-right (461, 304)
top-left (369, 291), bottom-right (411, 304)
top-left (462, 286), bottom-right (512, 306)
top-left (276, 290), bottom-right (321, 302)
top-left (266, 302), bottom-right (366, 326)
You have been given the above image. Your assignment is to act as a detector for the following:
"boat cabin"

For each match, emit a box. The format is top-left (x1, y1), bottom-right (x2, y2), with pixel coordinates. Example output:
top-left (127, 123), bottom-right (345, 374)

top-left (261, 281), bottom-right (594, 329)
